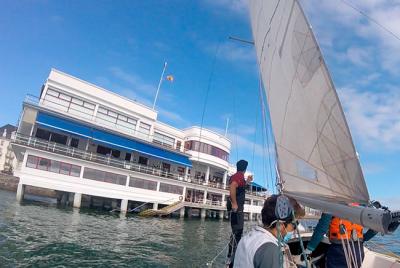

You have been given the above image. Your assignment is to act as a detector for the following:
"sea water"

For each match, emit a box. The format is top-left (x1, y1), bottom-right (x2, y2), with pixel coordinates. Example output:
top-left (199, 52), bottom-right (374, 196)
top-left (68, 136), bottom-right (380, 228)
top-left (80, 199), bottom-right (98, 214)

top-left (0, 190), bottom-right (398, 267)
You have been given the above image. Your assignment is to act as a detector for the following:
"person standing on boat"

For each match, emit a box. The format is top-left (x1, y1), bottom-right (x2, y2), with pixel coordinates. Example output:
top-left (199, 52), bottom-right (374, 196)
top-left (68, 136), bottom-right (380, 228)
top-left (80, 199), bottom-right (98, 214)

top-left (305, 211), bottom-right (377, 268)
top-left (226, 159), bottom-right (253, 267)
top-left (233, 195), bottom-right (297, 268)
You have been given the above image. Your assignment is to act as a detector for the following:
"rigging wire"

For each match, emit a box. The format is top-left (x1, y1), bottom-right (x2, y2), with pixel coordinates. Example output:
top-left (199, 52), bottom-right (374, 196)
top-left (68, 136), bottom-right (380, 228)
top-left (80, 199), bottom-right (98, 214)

top-left (197, 41), bottom-right (221, 163)
top-left (251, 105), bottom-right (259, 173)
top-left (231, 85), bottom-right (240, 163)
top-left (339, 0), bottom-right (400, 43)
top-left (257, 72), bottom-right (276, 193)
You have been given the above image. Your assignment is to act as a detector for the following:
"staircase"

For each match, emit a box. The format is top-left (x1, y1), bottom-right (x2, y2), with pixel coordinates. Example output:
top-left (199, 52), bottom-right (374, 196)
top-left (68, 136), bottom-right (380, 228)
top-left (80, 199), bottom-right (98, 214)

top-left (138, 201), bottom-right (184, 217)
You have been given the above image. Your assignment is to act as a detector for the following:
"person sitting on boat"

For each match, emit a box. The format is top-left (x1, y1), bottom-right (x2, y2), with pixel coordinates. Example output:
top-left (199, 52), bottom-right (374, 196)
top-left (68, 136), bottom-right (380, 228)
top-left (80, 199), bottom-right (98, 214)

top-left (226, 159), bottom-right (253, 267)
top-left (304, 209), bottom-right (378, 268)
top-left (233, 194), bottom-right (298, 268)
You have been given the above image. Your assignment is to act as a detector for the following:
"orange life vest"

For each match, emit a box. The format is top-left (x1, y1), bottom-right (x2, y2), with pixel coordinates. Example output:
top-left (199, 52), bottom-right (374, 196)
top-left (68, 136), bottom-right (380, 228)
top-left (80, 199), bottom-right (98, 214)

top-left (329, 217), bottom-right (363, 240)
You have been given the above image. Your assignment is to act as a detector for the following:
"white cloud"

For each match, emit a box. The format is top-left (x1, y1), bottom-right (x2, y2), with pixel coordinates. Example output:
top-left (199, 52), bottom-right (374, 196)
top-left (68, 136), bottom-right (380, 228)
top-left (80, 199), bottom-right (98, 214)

top-left (157, 107), bottom-right (189, 126)
top-left (204, 0), bottom-right (248, 16)
top-left (346, 46), bottom-right (372, 67)
top-left (338, 86), bottom-right (400, 151)
top-left (218, 41), bottom-right (256, 63)
top-left (301, 0), bottom-right (400, 74)
top-left (109, 67), bottom-right (156, 96)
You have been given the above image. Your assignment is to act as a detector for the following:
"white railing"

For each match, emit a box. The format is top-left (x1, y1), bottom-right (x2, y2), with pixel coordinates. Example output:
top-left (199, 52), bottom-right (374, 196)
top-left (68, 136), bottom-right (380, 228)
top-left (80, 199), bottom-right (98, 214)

top-left (12, 133), bottom-right (232, 191)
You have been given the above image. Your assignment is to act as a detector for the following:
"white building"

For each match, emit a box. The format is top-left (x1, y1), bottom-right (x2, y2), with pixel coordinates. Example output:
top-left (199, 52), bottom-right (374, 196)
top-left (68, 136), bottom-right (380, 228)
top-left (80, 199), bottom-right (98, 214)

top-left (11, 69), bottom-right (266, 219)
top-left (0, 124), bottom-right (18, 173)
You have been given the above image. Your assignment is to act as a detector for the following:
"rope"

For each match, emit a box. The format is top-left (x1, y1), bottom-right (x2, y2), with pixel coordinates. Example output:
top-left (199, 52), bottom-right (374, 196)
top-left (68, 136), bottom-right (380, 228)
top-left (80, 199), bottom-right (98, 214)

top-left (291, 210), bottom-right (310, 268)
top-left (340, 236), bottom-right (353, 268)
top-left (206, 240), bottom-right (231, 267)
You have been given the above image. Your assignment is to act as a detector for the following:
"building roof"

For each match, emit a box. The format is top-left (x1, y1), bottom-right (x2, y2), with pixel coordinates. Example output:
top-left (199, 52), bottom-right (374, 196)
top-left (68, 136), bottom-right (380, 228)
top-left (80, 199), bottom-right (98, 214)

top-left (0, 124), bottom-right (16, 139)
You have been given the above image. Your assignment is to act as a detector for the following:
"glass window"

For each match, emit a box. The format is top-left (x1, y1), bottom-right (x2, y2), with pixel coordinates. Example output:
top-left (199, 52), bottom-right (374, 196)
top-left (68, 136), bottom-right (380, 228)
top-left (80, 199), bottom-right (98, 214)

top-left (35, 128), bottom-right (51, 140)
top-left (83, 102), bottom-right (95, 109)
top-left (49, 160), bottom-right (61, 173)
top-left (26, 155), bottom-right (38, 168)
top-left (98, 107), bottom-right (108, 114)
top-left (50, 132), bottom-right (68, 145)
top-left (118, 115), bottom-right (127, 121)
top-left (26, 155), bottom-right (81, 177)
top-left (129, 178), bottom-right (157, 190)
top-left (46, 89), bottom-right (59, 97)
top-left (70, 138), bottom-right (79, 148)
top-left (60, 162), bottom-right (71, 175)
top-left (108, 110), bottom-right (118, 118)
top-left (59, 93), bottom-right (72, 101)
top-left (37, 158), bottom-right (50, 170)
top-left (176, 141), bottom-right (181, 150)
top-left (83, 167), bottom-right (126, 185)
top-left (184, 140), bottom-right (229, 161)
top-left (71, 98), bottom-right (83, 106)
top-left (139, 122), bottom-right (151, 136)
top-left (138, 156), bottom-right (148, 166)
top-left (70, 165), bottom-right (81, 177)
top-left (159, 183), bottom-right (183, 195)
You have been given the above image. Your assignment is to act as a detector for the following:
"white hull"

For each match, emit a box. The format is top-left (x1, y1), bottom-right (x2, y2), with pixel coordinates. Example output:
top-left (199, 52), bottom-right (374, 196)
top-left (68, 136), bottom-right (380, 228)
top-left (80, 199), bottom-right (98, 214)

top-left (362, 248), bottom-right (400, 268)
top-left (289, 232), bottom-right (400, 268)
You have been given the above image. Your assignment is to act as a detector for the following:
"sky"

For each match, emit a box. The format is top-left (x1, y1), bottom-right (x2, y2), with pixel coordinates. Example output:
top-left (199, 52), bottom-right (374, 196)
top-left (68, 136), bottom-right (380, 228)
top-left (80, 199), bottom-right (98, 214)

top-left (0, 0), bottom-right (399, 209)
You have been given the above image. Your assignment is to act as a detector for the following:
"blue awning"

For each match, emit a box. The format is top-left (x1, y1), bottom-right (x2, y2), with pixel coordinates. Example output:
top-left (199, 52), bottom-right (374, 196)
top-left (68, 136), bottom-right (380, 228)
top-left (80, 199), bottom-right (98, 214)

top-left (250, 182), bottom-right (267, 192)
top-left (36, 112), bottom-right (192, 167)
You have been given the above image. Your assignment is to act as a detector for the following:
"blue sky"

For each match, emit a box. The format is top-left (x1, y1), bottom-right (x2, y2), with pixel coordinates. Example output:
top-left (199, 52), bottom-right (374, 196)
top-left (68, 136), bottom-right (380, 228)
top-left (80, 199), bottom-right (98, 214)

top-left (1, 0), bottom-right (399, 209)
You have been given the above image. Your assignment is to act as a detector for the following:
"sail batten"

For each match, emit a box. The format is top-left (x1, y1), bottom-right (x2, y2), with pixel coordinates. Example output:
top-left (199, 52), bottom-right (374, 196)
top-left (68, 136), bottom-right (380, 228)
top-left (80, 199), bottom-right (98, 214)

top-left (249, 0), bottom-right (369, 203)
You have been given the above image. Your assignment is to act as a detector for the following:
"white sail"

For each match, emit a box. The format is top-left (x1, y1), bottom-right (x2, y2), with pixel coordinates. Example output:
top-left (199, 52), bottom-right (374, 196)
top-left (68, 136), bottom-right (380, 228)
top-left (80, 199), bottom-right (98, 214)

top-left (249, 0), bottom-right (369, 204)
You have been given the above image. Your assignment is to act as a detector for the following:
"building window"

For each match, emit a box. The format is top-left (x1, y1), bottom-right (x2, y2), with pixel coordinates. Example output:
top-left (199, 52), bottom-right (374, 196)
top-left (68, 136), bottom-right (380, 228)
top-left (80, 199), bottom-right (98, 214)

top-left (153, 131), bottom-right (175, 148)
top-left (184, 140), bottom-right (229, 161)
top-left (129, 177), bottom-right (157, 191)
top-left (139, 122), bottom-right (151, 136)
top-left (176, 141), bottom-right (181, 151)
top-left (96, 145), bottom-right (120, 158)
top-left (44, 88), bottom-right (95, 117)
top-left (35, 128), bottom-right (51, 140)
top-left (26, 155), bottom-right (81, 177)
top-left (159, 183), bottom-right (183, 195)
top-left (138, 156), bottom-right (148, 166)
top-left (97, 106), bottom-right (137, 132)
top-left (70, 138), bottom-right (79, 148)
top-left (83, 167), bottom-right (126, 185)
top-left (49, 132), bottom-right (68, 145)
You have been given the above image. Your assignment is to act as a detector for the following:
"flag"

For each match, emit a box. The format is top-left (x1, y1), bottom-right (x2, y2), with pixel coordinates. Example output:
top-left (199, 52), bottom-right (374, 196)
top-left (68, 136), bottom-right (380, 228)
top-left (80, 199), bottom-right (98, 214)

top-left (166, 75), bottom-right (174, 82)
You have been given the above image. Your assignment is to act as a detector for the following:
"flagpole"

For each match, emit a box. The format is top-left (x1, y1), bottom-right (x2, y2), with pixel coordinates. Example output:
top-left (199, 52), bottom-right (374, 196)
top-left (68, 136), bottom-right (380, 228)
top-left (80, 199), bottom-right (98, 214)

top-left (153, 61), bottom-right (167, 109)
top-left (224, 117), bottom-right (230, 137)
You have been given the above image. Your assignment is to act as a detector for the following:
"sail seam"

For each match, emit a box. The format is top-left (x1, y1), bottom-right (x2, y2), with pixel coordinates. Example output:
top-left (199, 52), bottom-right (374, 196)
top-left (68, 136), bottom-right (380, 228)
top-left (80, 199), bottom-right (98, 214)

top-left (280, 170), bottom-right (356, 200)
top-left (306, 90), bottom-right (338, 162)
top-left (279, 23), bottom-right (310, 142)
top-left (324, 105), bottom-right (364, 196)
top-left (278, 144), bottom-right (361, 193)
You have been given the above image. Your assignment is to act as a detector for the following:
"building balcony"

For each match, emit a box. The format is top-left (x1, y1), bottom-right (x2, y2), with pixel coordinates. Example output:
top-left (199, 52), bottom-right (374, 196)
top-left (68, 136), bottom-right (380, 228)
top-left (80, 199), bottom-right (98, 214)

top-left (12, 133), bottom-right (241, 193)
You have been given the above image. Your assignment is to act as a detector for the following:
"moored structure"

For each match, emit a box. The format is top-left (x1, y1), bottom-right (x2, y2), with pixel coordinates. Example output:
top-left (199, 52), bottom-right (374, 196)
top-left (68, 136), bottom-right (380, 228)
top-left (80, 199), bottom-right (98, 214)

top-left (11, 69), bottom-right (267, 219)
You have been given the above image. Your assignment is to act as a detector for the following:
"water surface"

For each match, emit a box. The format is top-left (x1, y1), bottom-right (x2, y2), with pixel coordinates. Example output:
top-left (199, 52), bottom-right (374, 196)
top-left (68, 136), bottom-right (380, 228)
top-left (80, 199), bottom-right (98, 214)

top-left (0, 190), bottom-right (398, 267)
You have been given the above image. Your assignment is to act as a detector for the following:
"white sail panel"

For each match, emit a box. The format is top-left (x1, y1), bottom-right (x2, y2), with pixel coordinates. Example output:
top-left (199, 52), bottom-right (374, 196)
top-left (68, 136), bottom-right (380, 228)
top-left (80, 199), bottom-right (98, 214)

top-left (249, 0), bottom-right (369, 203)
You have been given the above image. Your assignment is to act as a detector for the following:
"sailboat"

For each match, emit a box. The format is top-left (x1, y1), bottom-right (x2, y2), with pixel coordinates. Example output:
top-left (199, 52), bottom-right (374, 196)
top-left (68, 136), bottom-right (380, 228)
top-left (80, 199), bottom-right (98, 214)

top-left (247, 0), bottom-right (400, 267)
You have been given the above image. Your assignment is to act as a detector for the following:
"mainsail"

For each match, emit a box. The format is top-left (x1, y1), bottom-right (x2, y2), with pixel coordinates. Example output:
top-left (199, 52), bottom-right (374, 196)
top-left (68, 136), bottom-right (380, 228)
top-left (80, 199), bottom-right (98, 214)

top-left (249, 0), bottom-right (394, 233)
